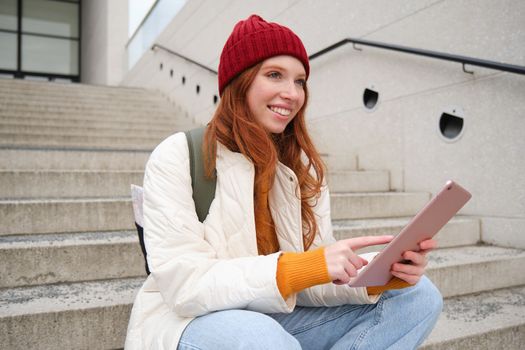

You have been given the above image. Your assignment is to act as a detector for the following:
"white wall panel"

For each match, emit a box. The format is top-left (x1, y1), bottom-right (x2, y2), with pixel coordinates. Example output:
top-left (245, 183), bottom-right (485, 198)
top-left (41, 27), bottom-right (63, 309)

top-left (118, 0), bottom-right (525, 246)
top-left (402, 72), bottom-right (525, 217)
top-left (365, 0), bottom-right (525, 66)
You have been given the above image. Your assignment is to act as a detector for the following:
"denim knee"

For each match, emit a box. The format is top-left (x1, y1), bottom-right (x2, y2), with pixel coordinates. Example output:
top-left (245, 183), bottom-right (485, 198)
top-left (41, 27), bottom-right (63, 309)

top-left (219, 310), bottom-right (301, 350)
top-left (413, 276), bottom-right (443, 319)
top-left (179, 309), bottom-right (301, 350)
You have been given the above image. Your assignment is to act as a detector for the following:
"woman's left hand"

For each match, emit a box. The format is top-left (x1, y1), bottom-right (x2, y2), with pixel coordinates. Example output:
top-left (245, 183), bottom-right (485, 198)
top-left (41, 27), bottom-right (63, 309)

top-left (390, 239), bottom-right (437, 285)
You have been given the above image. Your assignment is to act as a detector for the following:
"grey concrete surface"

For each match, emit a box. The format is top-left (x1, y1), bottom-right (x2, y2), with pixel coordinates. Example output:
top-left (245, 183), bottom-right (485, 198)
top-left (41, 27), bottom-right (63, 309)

top-left (0, 198), bottom-right (135, 235)
top-left (0, 115), bottom-right (182, 130)
top-left (427, 245), bottom-right (525, 297)
top-left (421, 285), bottom-right (525, 350)
top-left (0, 132), bottom-right (162, 149)
top-left (0, 148), bottom-right (150, 170)
top-left (330, 191), bottom-right (430, 220)
top-left (334, 216), bottom-right (480, 249)
top-left (0, 231), bottom-right (145, 288)
top-left (0, 277), bottom-right (143, 349)
top-left (327, 170), bottom-right (390, 193)
top-left (0, 170), bottom-right (144, 198)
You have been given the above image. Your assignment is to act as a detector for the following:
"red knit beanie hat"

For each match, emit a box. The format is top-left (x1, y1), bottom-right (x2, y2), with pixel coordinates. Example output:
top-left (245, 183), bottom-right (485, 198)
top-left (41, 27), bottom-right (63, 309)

top-left (218, 14), bottom-right (309, 96)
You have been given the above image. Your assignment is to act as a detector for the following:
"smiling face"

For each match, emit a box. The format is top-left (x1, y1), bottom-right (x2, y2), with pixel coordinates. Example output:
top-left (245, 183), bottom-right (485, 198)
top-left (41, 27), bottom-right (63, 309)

top-left (246, 55), bottom-right (307, 134)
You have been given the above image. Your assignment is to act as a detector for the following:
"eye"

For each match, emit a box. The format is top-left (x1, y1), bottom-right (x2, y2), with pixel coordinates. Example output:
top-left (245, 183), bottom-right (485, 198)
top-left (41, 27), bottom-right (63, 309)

top-left (295, 79), bottom-right (306, 87)
top-left (267, 71), bottom-right (282, 79)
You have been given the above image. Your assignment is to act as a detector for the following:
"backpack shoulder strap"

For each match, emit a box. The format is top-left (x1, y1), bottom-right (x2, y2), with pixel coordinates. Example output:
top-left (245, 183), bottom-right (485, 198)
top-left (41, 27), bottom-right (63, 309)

top-left (185, 127), bottom-right (216, 223)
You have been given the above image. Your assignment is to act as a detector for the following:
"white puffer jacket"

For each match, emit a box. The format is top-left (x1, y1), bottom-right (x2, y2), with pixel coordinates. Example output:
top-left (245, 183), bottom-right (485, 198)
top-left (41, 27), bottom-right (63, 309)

top-left (125, 132), bottom-right (380, 349)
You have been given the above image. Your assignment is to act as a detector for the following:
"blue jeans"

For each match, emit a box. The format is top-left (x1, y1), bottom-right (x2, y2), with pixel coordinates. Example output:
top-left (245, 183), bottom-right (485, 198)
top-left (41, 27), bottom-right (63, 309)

top-left (177, 276), bottom-right (442, 350)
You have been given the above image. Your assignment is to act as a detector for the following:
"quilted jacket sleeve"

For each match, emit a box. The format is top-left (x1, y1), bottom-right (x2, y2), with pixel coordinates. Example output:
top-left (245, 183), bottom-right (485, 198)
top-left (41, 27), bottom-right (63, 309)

top-left (296, 182), bottom-right (381, 306)
top-left (143, 133), bottom-right (295, 317)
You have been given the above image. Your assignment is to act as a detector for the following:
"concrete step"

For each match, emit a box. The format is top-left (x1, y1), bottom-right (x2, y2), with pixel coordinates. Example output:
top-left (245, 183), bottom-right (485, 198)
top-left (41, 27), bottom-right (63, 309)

top-left (0, 87), bottom-right (169, 100)
top-left (330, 191), bottom-right (430, 220)
top-left (0, 90), bottom-right (174, 104)
top-left (0, 97), bottom-right (176, 112)
top-left (421, 285), bottom-right (525, 350)
top-left (327, 170), bottom-right (389, 192)
top-left (0, 170), bottom-right (144, 198)
top-left (0, 197), bottom-right (134, 236)
top-left (321, 153), bottom-right (358, 171)
top-left (2, 191), bottom-right (431, 235)
top-left (427, 245), bottom-right (525, 298)
top-left (2, 249), bottom-right (523, 349)
top-left (0, 114), bottom-right (183, 130)
top-left (0, 277), bottom-right (143, 349)
top-left (334, 216), bottom-right (480, 250)
top-left (0, 231), bottom-right (145, 288)
top-left (0, 93), bottom-right (170, 107)
top-left (0, 132), bottom-right (161, 150)
top-left (0, 122), bottom-right (173, 139)
top-left (0, 84), bottom-right (167, 100)
top-left (0, 99), bottom-right (175, 112)
top-left (2, 107), bottom-right (177, 121)
top-left (0, 147), bottom-right (150, 170)
top-left (0, 78), bottom-right (166, 99)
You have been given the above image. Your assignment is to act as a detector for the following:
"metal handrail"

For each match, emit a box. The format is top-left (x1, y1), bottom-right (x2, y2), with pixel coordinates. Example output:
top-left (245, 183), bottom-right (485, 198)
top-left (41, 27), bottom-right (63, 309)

top-left (309, 38), bottom-right (525, 75)
top-left (152, 38), bottom-right (525, 77)
top-left (151, 44), bottom-right (217, 75)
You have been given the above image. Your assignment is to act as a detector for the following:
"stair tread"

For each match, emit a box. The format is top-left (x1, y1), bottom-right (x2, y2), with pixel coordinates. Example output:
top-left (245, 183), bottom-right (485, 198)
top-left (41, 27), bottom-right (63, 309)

top-left (333, 216), bottom-right (476, 228)
top-left (428, 244), bottom-right (525, 266)
top-left (0, 144), bottom-right (155, 152)
top-left (0, 277), bottom-right (144, 317)
top-left (0, 197), bottom-right (131, 204)
top-left (333, 216), bottom-right (477, 233)
top-left (423, 285), bottom-right (525, 347)
top-left (331, 191), bottom-right (428, 197)
top-left (0, 119), bottom-right (182, 131)
top-left (0, 144), bottom-right (153, 152)
top-left (0, 131), bottom-right (163, 139)
top-left (329, 169), bottom-right (388, 174)
top-left (0, 169), bottom-right (144, 174)
top-left (0, 230), bottom-right (137, 249)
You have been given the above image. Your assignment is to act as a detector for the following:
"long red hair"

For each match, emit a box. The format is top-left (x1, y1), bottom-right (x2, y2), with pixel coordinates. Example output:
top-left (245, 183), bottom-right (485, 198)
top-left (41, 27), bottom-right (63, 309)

top-left (204, 62), bottom-right (325, 251)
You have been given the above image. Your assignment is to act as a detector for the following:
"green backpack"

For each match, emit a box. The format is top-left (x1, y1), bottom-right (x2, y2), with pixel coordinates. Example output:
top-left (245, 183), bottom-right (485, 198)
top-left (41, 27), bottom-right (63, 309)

top-left (185, 126), bottom-right (217, 222)
top-left (135, 127), bottom-right (216, 275)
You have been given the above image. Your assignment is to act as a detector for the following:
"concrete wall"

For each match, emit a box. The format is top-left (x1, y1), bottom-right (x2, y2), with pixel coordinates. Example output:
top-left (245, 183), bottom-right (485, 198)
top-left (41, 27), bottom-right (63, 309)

top-left (120, 0), bottom-right (525, 248)
top-left (81, 0), bottom-right (128, 85)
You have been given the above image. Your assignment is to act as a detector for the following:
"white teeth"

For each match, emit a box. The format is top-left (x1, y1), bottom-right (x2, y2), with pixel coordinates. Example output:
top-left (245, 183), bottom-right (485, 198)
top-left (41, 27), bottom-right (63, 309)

top-left (269, 106), bottom-right (291, 116)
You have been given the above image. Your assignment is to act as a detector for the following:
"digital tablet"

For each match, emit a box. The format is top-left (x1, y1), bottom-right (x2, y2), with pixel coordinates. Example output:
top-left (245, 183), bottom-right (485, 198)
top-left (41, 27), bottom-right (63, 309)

top-left (348, 180), bottom-right (472, 287)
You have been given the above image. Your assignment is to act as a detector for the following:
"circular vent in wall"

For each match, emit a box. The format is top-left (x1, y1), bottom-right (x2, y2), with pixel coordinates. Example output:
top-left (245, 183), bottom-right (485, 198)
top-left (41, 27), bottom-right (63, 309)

top-left (438, 107), bottom-right (465, 142)
top-left (363, 87), bottom-right (379, 110)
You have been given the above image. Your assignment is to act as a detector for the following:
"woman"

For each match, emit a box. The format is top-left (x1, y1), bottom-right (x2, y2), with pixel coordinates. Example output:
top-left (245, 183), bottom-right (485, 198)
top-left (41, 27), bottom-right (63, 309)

top-left (125, 14), bottom-right (442, 350)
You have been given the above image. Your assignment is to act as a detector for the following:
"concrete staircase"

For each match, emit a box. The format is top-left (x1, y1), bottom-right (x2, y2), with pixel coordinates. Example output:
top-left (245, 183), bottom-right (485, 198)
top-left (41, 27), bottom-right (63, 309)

top-left (326, 171), bottom-right (525, 349)
top-left (1, 78), bottom-right (523, 349)
top-left (0, 78), bottom-right (193, 349)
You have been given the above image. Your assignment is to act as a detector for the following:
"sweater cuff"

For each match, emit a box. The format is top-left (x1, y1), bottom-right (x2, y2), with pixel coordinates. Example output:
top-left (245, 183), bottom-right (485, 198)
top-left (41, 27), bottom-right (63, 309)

top-left (366, 277), bottom-right (412, 295)
top-left (276, 247), bottom-right (331, 299)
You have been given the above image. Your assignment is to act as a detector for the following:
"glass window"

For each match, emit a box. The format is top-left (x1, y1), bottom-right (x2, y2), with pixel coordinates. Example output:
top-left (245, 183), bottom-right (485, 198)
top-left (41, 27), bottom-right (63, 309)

top-left (0, 32), bottom-right (17, 70)
top-left (129, 0), bottom-right (156, 38)
top-left (22, 0), bottom-right (79, 37)
top-left (22, 34), bottom-right (78, 75)
top-left (0, 0), bottom-right (18, 31)
top-left (127, 0), bottom-right (187, 69)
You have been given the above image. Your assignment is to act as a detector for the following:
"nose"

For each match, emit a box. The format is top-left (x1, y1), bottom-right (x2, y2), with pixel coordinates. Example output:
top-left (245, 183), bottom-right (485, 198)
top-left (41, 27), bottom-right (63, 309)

top-left (280, 79), bottom-right (302, 101)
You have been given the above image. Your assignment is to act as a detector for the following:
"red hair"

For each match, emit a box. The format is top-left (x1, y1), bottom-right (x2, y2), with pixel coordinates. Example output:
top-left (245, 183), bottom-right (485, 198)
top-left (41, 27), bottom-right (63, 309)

top-left (204, 63), bottom-right (325, 251)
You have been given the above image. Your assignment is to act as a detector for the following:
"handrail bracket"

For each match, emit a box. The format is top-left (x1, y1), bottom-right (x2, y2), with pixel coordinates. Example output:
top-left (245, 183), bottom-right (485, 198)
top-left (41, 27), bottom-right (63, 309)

top-left (462, 63), bottom-right (474, 75)
top-left (352, 43), bottom-right (363, 51)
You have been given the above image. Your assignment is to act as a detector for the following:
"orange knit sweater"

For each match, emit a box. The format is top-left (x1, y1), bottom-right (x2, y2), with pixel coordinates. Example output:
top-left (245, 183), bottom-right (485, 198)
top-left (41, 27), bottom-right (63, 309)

top-left (254, 177), bottom-right (410, 299)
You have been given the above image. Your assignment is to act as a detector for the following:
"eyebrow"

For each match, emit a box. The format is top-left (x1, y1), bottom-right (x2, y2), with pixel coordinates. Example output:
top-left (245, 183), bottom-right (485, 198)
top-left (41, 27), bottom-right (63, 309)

top-left (261, 65), bottom-right (306, 78)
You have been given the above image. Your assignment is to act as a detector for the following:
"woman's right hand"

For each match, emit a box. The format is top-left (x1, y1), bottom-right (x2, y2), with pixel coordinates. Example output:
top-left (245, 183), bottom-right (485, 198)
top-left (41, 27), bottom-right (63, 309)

top-left (324, 236), bottom-right (394, 285)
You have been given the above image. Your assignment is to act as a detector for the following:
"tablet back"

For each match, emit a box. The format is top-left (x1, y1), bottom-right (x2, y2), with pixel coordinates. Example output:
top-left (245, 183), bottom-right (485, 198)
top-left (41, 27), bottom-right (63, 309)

top-left (348, 180), bottom-right (472, 287)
